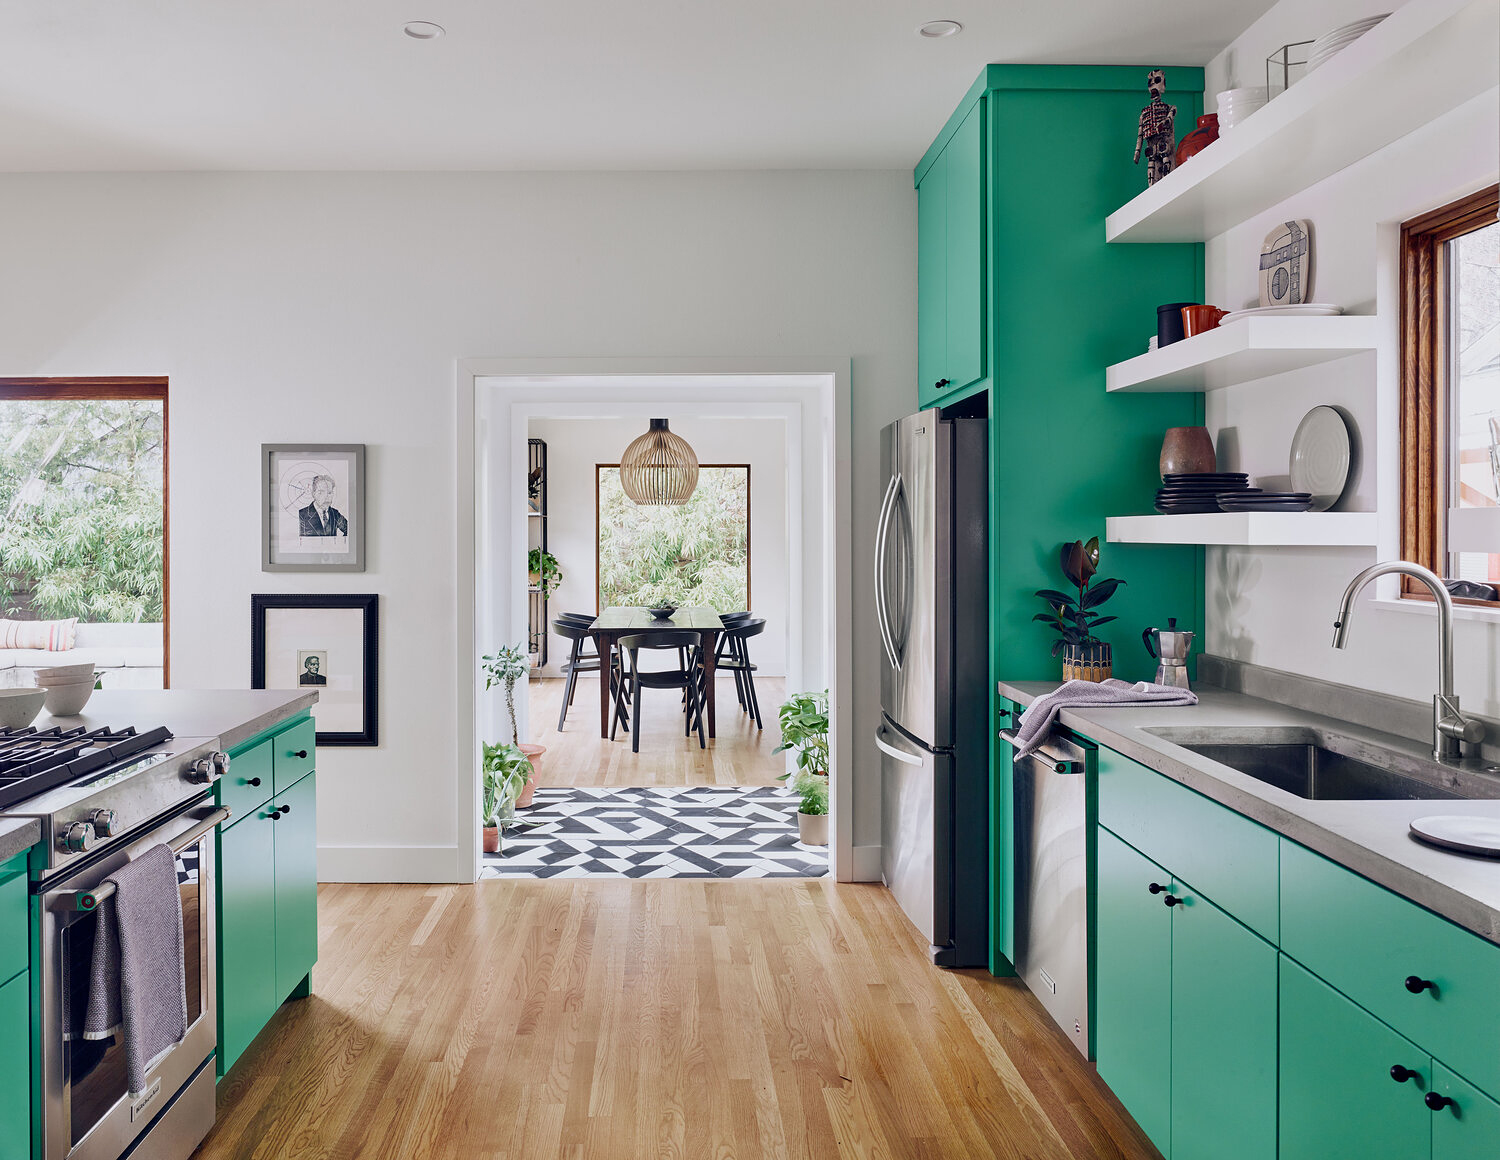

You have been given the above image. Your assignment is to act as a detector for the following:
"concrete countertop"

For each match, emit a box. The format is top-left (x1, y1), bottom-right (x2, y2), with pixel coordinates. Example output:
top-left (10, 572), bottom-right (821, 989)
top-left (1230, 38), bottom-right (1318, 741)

top-left (998, 680), bottom-right (1500, 945)
top-left (0, 817), bottom-right (41, 865)
top-left (38, 689), bottom-right (317, 755)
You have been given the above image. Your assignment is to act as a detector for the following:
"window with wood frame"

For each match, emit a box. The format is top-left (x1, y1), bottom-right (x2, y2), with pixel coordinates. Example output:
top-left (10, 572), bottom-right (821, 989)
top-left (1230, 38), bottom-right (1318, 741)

top-left (0, 379), bottom-right (168, 686)
top-left (1400, 185), bottom-right (1500, 607)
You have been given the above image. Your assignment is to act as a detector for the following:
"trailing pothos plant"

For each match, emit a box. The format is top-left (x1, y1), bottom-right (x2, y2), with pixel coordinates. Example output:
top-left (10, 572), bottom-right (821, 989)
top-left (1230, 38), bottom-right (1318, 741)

top-left (1033, 537), bottom-right (1125, 658)
top-left (772, 689), bottom-right (829, 780)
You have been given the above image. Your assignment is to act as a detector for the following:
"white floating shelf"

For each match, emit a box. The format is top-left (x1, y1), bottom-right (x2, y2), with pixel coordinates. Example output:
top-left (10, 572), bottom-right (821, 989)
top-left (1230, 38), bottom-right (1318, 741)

top-left (1106, 0), bottom-right (1500, 243)
top-left (1107, 512), bottom-right (1378, 547)
top-left (1107, 317), bottom-right (1379, 393)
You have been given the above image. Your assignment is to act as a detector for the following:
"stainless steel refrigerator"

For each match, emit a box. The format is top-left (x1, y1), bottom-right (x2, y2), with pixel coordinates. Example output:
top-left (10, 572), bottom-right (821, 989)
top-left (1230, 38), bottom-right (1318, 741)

top-left (874, 409), bottom-right (989, 967)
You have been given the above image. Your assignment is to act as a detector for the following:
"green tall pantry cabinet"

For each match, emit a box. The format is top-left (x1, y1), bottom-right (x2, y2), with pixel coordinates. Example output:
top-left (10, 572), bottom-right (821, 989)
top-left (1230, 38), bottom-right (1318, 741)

top-left (913, 65), bottom-right (1206, 974)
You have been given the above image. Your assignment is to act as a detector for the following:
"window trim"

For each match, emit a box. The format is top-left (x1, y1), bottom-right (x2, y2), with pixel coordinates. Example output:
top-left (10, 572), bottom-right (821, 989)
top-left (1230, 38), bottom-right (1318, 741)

top-left (1398, 184), bottom-right (1500, 608)
top-left (594, 463), bottom-right (752, 614)
top-left (0, 377), bottom-right (170, 685)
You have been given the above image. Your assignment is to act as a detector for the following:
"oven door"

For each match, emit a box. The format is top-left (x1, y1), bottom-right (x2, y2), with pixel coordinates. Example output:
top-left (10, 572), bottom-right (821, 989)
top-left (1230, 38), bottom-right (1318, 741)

top-left (37, 802), bottom-right (220, 1160)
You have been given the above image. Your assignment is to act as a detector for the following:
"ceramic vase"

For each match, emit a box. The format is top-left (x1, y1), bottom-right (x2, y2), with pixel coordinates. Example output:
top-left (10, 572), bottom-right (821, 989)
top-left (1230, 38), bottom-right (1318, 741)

top-left (1159, 426), bottom-right (1216, 478)
top-left (482, 826), bottom-right (500, 853)
top-left (1174, 113), bottom-right (1220, 166)
top-left (1062, 642), bottom-right (1113, 683)
top-left (797, 811), bottom-right (830, 846)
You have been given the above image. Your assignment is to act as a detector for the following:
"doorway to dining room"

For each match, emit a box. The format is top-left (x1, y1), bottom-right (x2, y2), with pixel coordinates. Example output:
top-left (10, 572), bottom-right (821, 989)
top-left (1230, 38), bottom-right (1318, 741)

top-left (462, 365), bottom-right (850, 884)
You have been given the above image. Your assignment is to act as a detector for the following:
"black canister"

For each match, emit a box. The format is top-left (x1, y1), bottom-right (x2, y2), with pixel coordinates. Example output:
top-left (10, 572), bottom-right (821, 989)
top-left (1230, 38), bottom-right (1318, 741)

top-left (1156, 302), bottom-right (1198, 347)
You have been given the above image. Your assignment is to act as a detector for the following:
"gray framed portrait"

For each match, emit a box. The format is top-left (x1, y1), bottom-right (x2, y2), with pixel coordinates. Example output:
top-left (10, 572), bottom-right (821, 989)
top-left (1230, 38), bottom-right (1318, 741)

top-left (262, 444), bottom-right (365, 571)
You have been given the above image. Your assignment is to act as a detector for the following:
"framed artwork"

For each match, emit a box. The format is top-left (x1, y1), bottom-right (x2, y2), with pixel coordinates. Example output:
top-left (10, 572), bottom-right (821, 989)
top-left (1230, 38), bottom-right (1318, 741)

top-left (251, 593), bottom-right (379, 746)
top-left (262, 444), bottom-right (366, 571)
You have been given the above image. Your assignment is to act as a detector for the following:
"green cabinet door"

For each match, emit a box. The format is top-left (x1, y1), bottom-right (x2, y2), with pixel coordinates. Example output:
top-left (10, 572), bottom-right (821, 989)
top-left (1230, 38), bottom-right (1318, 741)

top-left (917, 151), bottom-right (947, 401)
top-left (1170, 879), bottom-right (1278, 1160)
top-left (218, 806), bottom-right (278, 1075)
top-left (1280, 955), bottom-right (1431, 1160)
top-left (943, 101), bottom-right (984, 395)
top-left (273, 772), bottom-right (318, 1002)
top-left (1095, 827), bottom-right (1173, 1155)
top-left (1432, 1064), bottom-right (1500, 1160)
top-left (0, 969), bottom-right (28, 1160)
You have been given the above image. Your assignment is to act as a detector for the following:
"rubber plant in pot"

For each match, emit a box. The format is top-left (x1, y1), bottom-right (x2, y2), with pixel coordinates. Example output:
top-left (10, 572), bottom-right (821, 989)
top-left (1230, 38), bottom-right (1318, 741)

top-left (482, 642), bottom-right (545, 806)
top-left (774, 690), bottom-right (829, 845)
top-left (528, 548), bottom-right (563, 598)
top-left (481, 741), bottom-right (533, 853)
top-left (1034, 537), bottom-right (1125, 682)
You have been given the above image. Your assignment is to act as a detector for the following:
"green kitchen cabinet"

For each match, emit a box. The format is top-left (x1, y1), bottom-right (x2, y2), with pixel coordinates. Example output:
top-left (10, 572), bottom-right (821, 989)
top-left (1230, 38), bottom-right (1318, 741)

top-left (273, 772), bottom-right (318, 1001)
top-left (217, 795), bottom-right (279, 1075)
top-left (1432, 1064), bottom-right (1500, 1160)
top-left (0, 851), bottom-right (27, 987)
top-left (0, 968), bottom-right (29, 1160)
top-left (1280, 955), bottom-right (1431, 1160)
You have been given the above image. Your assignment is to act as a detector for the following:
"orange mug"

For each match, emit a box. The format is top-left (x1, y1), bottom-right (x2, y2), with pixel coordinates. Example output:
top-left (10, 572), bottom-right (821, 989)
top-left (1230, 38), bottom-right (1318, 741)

top-left (1181, 305), bottom-right (1228, 337)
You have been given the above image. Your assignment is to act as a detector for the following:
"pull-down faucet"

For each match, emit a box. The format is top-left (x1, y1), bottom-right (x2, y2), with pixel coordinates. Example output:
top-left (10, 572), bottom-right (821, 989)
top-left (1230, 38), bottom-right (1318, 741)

top-left (1332, 560), bottom-right (1485, 762)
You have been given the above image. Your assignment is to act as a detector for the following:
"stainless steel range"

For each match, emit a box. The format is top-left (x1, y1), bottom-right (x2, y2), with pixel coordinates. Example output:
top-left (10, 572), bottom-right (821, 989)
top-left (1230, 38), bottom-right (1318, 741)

top-left (0, 724), bottom-right (231, 1160)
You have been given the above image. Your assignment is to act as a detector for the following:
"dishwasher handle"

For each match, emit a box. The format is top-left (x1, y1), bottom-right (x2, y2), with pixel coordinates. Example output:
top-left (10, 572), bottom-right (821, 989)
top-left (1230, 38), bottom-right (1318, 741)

top-left (999, 729), bottom-right (1086, 775)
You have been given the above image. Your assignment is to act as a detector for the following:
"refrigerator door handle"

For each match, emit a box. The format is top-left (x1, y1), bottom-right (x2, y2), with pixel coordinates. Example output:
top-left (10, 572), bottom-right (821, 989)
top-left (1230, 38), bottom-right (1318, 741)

top-left (873, 473), bottom-right (902, 670)
top-left (875, 721), bottom-right (925, 766)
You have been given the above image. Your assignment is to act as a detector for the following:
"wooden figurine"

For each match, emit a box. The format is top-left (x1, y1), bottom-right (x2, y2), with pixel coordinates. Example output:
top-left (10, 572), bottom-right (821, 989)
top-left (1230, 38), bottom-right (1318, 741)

top-left (1133, 69), bottom-right (1177, 186)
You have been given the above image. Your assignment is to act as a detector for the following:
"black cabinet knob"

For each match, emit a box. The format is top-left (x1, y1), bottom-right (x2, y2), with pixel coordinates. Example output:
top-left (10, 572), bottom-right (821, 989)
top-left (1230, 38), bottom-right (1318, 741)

top-left (246, 777), bottom-right (262, 787)
top-left (935, 378), bottom-right (950, 389)
top-left (267, 809), bottom-right (280, 820)
top-left (293, 749), bottom-right (309, 759)
top-left (1390, 1065), bottom-right (1420, 1084)
top-left (1163, 894), bottom-right (1182, 908)
top-left (1424, 1092), bottom-right (1457, 1112)
top-left (1404, 976), bottom-right (1437, 995)
top-left (279, 804), bottom-right (291, 814)
top-left (1148, 882), bottom-right (1168, 894)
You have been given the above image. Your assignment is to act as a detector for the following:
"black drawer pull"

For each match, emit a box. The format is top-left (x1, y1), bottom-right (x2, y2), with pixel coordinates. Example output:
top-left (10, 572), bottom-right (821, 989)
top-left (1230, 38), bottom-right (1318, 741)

top-left (934, 378), bottom-right (950, 389)
top-left (245, 777), bottom-right (262, 787)
top-left (279, 804), bottom-right (291, 815)
top-left (1148, 882), bottom-right (1168, 895)
top-left (1390, 1065), bottom-right (1420, 1084)
top-left (293, 749), bottom-right (309, 759)
top-left (1163, 894), bottom-right (1181, 908)
top-left (1404, 976), bottom-right (1437, 995)
top-left (1424, 1092), bottom-right (1456, 1112)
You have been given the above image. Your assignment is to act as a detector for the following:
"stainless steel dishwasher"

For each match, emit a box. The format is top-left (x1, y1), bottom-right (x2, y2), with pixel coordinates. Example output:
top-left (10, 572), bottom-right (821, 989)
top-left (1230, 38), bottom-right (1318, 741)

top-left (1004, 723), bottom-right (1094, 1058)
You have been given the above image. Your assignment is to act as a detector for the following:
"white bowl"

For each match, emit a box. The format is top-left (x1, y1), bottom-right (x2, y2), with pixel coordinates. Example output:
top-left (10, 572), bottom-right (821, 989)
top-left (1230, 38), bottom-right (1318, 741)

top-left (42, 683), bottom-right (95, 716)
top-left (0, 689), bottom-right (46, 730)
top-left (34, 673), bottom-right (100, 689)
top-left (32, 662), bottom-right (95, 680)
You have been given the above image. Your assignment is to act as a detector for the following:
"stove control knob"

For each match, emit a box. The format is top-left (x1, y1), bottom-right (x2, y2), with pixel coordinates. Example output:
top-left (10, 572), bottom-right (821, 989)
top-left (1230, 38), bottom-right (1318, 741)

top-left (211, 751), bottom-right (231, 777)
top-left (88, 809), bottom-right (118, 838)
top-left (185, 757), bottom-right (215, 785)
top-left (61, 821), bottom-right (95, 854)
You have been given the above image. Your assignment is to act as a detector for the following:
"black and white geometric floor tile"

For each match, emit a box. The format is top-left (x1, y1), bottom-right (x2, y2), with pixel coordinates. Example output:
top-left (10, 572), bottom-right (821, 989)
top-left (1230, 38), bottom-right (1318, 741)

top-left (479, 785), bottom-right (829, 880)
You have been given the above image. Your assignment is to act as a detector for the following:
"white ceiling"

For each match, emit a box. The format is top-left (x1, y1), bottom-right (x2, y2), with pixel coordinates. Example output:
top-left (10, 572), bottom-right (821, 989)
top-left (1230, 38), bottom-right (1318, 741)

top-left (0, 1), bottom-right (1272, 172)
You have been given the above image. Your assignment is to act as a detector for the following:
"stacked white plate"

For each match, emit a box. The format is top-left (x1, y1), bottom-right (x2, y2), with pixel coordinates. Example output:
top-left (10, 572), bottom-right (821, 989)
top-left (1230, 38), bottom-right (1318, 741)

top-left (1221, 304), bottom-right (1344, 323)
top-left (1216, 87), bottom-right (1267, 130)
top-left (1307, 13), bottom-right (1390, 71)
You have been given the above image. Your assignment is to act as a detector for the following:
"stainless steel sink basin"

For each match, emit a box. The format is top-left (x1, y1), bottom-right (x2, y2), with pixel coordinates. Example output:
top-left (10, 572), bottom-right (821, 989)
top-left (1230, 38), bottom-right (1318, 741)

top-left (1145, 726), bottom-right (1500, 802)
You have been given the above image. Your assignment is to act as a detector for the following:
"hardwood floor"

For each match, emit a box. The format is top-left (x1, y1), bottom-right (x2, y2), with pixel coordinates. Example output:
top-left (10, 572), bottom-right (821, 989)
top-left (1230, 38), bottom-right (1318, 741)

top-left (528, 675), bottom-right (787, 788)
top-left (196, 878), bottom-right (1159, 1160)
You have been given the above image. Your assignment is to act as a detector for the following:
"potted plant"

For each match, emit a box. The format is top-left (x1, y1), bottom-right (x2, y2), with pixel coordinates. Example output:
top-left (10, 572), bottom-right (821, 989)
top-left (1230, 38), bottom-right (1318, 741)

top-left (481, 741), bottom-right (534, 853)
top-left (481, 642), bottom-right (545, 805)
top-left (528, 548), bottom-right (563, 598)
top-left (773, 689), bottom-right (829, 778)
top-left (1034, 537), bottom-right (1124, 682)
top-left (791, 769), bottom-right (830, 845)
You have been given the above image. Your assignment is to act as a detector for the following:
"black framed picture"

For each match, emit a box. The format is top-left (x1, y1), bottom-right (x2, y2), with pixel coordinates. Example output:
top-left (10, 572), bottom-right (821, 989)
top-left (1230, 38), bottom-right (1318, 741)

top-left (251, 594), bottom-right (378, 746)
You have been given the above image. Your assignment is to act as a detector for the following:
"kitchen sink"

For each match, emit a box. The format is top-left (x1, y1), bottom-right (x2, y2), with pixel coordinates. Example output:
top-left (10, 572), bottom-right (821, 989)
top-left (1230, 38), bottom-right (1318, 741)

top-left (1145, 726), bottom-right (1500, 801)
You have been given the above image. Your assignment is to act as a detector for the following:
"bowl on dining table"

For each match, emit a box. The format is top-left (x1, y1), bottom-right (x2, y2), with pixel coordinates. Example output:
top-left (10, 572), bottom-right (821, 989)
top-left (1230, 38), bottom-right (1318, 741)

top-left (647, 604), bottom-right (678, 620)
top-left (0, 688), bottom-right (46, 730)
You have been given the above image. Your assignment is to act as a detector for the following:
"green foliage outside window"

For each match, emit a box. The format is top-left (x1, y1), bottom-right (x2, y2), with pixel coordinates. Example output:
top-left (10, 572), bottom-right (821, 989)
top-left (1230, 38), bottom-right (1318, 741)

top-left (597, 466), bottom-right (748, 611)
top-left (0, 400), bottom-right (164, 623)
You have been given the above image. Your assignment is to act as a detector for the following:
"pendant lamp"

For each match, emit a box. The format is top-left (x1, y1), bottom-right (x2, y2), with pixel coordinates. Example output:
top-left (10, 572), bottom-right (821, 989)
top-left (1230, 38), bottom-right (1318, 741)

top-left (618, 418), bottom-right (699, 505)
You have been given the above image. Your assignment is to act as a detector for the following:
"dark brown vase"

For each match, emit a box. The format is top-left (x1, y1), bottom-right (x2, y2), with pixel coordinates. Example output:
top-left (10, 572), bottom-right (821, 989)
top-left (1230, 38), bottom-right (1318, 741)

top-left (1159, 426), bottom-right (1216, 479)
top-left (1174, 113), bottom-right (1220, 166)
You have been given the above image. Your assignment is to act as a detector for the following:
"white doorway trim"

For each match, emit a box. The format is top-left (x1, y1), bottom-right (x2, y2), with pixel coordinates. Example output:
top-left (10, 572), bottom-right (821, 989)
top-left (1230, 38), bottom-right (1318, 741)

top-left (454, 357), bottom-right (853, 885)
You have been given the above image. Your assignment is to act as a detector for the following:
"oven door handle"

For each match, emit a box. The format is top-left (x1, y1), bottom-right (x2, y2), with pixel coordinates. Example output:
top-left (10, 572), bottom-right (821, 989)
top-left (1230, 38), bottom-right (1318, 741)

top-left (57, 806), bottom-right (231, 912)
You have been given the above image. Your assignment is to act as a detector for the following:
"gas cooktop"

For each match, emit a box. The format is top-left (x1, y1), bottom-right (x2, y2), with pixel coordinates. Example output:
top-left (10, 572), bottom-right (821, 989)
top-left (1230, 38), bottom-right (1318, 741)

top-left (0, 725), bottom-right (175, 812)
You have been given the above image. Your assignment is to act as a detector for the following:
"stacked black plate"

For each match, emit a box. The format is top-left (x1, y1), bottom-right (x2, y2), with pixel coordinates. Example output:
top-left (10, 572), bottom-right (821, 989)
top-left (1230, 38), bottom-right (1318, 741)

top-left (1156, 473), bottom-right (1253, 514)
top-left (1217, 490), bottom-right (1313, 512)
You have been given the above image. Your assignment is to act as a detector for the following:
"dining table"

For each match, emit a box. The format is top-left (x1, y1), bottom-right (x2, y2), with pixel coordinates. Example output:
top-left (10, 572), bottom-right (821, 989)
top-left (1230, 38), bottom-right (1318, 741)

top-left (589, 606), bottom-right (725, 741)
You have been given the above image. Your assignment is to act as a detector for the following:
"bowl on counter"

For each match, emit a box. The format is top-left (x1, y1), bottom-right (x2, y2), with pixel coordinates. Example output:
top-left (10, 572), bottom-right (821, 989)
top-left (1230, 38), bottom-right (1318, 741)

top-left (32, 661), bottom-right (95, 681)
top-left (0, 688), bottom-right (46, 729)
top-left (40, 682), bottom-right (96, 716)
top-left (34, 671), bottom-right (100, 688)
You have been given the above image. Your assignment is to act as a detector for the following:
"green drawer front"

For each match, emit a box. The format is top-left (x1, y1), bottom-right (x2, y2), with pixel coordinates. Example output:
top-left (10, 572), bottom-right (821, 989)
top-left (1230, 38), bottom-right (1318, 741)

top-left (1281, 838), bottom-right (1500, 1098)
top-left (0, 854), bottom-right (28, 986)
top-left (218, 738), bottom-right (273, 822)
top-left (272, 717), bottom-right (316, 794)
top-left (1098, 747), bottom-right (1279, 942)
top-left (0, 969), bottom-right (29, 1160)
top-left (1432, 1063), bottom-right (1500, 1160)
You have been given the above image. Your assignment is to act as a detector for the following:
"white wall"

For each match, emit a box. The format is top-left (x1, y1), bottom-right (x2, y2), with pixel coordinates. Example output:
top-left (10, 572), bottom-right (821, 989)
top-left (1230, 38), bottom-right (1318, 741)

top-left (1201, 0), bottom-right (1500, 717)
top-left (526, 415), bottom-right (789, 677)
top-left (0, 170), bottom-right (914, 881)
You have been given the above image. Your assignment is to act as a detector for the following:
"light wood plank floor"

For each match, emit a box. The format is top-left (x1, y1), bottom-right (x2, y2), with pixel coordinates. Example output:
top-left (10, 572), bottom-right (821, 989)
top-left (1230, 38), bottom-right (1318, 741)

top-left (196, 878), bottom-right (1159, 1160)
top-left (528, 675), bottom-right (787, 788)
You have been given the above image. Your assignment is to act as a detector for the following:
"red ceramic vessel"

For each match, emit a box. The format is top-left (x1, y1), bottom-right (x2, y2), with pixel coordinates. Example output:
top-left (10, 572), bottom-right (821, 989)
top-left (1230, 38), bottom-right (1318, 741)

top-left (1174, 113), bottom-right (1220, 167)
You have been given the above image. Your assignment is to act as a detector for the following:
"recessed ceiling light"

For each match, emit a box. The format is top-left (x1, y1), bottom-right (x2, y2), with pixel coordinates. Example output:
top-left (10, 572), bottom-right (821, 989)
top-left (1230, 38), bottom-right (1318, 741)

top-left (403, 21), bottom-right (445, 40)
top-left (917, 19), bottom-right (964, 38)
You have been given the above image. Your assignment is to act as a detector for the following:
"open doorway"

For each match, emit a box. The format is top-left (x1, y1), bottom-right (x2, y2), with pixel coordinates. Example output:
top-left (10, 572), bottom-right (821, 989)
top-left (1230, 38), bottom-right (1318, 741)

top-left (458, 363), bottom-right (852, 884)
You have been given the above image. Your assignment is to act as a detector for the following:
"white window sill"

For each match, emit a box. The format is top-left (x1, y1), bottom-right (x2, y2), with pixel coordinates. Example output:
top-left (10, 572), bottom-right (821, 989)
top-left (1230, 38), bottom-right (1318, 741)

top-left (1370, 597), bottom-right (1500, 625)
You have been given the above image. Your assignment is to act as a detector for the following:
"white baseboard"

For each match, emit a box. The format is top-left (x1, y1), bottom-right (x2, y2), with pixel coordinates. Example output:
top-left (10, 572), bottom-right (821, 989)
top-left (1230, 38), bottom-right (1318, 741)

top-left (850, 844), bottom-right (882, 882)
top-left (317, 845), bottom-right (461, 883)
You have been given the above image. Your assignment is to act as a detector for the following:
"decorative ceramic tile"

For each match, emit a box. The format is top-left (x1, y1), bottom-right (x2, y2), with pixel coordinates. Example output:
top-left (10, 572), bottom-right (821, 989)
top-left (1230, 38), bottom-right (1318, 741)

top-left (480, 785), bottom-right (829, 879)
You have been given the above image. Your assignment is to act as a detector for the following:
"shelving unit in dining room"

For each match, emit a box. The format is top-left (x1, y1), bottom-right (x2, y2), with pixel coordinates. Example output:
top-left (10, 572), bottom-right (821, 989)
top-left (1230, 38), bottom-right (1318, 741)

top-left (527, 438), bottom-right (548, 671)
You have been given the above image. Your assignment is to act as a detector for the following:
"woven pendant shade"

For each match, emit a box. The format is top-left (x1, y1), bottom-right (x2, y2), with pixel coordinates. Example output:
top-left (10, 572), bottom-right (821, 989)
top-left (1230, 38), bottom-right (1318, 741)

top-left (619, 418), bottom-right (699, 505)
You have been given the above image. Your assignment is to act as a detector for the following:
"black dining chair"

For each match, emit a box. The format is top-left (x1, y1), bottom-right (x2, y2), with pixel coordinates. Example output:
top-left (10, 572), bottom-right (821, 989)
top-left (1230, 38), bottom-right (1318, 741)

top-left (552, 618), bottom-right (629, 732)
top-left (712, 617), bottom-right (766, 728)
top-left (614, 630), bottom-right (706, 752)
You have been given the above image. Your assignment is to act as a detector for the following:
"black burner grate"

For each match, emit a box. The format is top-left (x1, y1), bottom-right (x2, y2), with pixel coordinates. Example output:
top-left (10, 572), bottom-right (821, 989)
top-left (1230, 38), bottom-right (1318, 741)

top-left (0, 725), bottom-right (174, 812)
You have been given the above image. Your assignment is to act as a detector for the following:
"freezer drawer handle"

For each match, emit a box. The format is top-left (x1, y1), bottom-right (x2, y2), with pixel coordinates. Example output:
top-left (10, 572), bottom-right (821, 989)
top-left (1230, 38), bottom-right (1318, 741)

top-left (998, 729), bottom-right (1084, 774)
top-left (874, 724), bottom-right (924, 766)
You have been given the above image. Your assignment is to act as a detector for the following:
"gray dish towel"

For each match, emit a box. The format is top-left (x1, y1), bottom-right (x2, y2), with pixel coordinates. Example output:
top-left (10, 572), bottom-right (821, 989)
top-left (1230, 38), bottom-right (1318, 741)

top-left (79, 843), bottom-right (189, 1095)
top-left (1013, 678), bottom-right (1197, 756)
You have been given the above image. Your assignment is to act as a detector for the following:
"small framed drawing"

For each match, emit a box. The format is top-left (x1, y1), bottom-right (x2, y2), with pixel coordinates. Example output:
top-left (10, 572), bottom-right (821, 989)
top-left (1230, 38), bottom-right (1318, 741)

top-left (252, 594), bottom-right (379, 746)
top-left (262, 444), bottom-right (366, 571)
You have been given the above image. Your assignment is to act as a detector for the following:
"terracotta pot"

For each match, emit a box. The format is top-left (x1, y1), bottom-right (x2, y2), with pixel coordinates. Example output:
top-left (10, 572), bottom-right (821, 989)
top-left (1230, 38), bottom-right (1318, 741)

top-left (1174, 113), bottom-right (1220, 166)
top-left (482, 826), bottom-right (500, 853)
top-left (797, 811), bottom-right (829, 846)
top-left (517, 743), bottom-right (546, 808)
top-left (1062, 642), bottom-right (1113, 683)
top-left (1159, 426), bottom-right (1216, 478)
